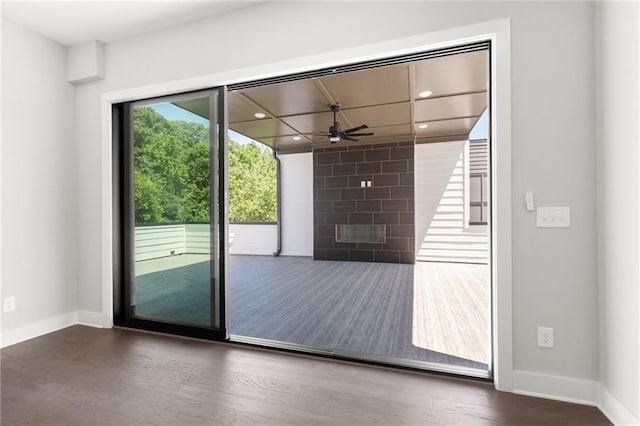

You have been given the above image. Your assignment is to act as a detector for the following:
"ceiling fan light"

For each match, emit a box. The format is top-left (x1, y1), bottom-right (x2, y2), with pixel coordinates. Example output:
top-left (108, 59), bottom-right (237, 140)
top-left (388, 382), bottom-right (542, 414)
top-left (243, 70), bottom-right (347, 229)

top-left (418, 90), bottom-right (433, 98)
top-left (329, 136), bottom-right (341, 143)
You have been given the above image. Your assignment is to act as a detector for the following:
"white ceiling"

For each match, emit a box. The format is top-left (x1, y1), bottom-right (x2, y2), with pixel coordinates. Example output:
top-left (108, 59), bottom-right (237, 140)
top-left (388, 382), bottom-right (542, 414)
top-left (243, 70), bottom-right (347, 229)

top-left (1, 1), bottom-right (263, 46)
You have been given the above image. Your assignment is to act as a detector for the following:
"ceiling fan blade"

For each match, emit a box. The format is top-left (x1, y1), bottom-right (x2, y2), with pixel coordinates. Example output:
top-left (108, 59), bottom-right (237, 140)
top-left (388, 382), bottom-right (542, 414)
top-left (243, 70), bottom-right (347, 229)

top-left (344, 124), bottom-right (368, 134)
top-left (346, 132), bottom-right (375, 137)
top-left (342, 136), bottom-right (359, 142)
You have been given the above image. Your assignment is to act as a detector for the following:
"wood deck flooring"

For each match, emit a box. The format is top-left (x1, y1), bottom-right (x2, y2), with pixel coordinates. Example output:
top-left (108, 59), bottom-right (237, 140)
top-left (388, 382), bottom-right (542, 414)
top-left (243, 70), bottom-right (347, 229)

top-left (413, 262), bottom-right (490, 365)
top-left (1, 325), bottom-right (611, 425)
top-left (134, 255), bottom-right (489, 370)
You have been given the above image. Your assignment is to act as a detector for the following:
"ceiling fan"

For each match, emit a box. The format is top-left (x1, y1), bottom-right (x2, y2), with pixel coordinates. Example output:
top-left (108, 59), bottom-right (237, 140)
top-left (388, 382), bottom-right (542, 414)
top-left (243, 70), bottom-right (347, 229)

top-left (326, 104), bottom-right (374, 143)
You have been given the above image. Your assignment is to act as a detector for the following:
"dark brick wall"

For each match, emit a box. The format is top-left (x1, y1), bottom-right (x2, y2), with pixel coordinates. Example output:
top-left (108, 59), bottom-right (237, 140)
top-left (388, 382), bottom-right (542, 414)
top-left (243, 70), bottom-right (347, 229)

top-left (313, 142), bottom-right (415, 264)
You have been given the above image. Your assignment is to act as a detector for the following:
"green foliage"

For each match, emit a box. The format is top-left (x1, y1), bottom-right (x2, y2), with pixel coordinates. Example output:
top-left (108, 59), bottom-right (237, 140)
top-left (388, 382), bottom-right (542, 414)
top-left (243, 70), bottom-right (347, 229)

top-left (228, 140), bottom-right (277, 223)
top-left (133, 170), bottom-right (162, 223)
top-left (133, 106), bottom-right (276, 225)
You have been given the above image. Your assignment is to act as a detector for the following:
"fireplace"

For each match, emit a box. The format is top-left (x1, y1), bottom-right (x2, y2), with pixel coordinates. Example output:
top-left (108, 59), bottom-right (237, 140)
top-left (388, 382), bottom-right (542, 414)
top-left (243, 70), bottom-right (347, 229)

top-left (313, 141), bottom-right (415, 264)
top-left (335, 224), bottom-right (386, 244)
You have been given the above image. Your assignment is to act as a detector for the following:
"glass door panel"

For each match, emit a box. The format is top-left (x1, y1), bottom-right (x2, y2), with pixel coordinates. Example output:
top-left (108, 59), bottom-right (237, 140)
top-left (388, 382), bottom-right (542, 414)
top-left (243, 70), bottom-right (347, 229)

top-left (127, 91), bottom-right (224, 331)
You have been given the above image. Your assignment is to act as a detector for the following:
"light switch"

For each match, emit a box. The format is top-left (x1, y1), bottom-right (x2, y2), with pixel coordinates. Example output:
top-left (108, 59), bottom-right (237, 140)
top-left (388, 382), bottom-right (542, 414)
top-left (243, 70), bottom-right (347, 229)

top-left (525, 192), bottom-right (535, 211)
top-left (367, 181), bottom-right (372, 187)
top-left (537, 207), bottom-right (570, 228)
top-left (361, 181), bottom-right (366, 188)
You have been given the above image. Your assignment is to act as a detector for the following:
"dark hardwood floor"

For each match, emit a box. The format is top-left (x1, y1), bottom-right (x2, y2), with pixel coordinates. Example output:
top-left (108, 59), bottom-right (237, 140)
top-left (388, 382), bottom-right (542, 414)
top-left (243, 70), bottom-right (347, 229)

top-left (1, 326), bottom-right (611, 425)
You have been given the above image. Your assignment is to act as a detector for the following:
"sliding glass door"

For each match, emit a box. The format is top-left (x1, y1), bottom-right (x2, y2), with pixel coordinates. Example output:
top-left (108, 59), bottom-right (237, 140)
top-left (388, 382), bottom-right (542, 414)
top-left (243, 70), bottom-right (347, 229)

top-left (112, 42), bottom-right (491, 379)
top-left (114, 88), bottom-right (229, 339)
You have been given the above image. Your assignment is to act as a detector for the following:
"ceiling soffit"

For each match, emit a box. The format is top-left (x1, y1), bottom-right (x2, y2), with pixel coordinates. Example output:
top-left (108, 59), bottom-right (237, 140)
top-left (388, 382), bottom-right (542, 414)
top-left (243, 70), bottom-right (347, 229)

top-left (178, 48), bottom-right (489, 154)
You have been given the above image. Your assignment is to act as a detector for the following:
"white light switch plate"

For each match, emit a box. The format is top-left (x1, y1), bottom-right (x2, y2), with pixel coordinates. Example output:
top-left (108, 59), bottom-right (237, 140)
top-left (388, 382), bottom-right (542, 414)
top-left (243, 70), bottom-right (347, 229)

top-left (537, 207), bottom-right (570, 228)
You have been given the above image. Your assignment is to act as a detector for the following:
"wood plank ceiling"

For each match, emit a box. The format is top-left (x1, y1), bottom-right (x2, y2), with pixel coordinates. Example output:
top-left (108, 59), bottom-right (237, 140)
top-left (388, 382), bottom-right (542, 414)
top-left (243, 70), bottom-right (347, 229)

top-left (180, 50), bottom-right (488, 154)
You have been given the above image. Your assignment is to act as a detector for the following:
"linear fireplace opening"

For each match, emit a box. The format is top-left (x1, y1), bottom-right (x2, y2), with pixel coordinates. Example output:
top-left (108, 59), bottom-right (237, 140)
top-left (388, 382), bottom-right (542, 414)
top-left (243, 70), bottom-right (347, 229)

top-left (335, 224), bottom-right (386, 244)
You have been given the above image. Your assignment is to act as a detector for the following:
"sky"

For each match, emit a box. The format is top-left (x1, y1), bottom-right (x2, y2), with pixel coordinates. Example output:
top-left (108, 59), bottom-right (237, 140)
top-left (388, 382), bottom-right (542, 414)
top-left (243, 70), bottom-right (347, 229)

top-left (152, 102), bottom-right (489, 143)
top-left (150, 103), bottom-right (254, 145)
top-left (469, 109), bottom-right (488, 140)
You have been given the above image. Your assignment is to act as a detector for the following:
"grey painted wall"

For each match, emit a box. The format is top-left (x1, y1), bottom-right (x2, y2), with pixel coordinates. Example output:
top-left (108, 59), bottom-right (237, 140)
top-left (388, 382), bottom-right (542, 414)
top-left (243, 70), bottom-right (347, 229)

top-left (6, 2), bottom-right (635, 408)
top-left (75, 0), bottom-right (600, 383)
top-left (1, 18), bottom-right (78, 332)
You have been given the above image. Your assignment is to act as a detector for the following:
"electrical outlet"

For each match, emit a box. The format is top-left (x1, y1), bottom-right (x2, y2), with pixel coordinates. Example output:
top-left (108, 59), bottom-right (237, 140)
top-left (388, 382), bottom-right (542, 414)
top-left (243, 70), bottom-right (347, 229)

top-left (538, 326), bottom-right (554, 348)
top-left (3, 297), bottom-right (16, 313)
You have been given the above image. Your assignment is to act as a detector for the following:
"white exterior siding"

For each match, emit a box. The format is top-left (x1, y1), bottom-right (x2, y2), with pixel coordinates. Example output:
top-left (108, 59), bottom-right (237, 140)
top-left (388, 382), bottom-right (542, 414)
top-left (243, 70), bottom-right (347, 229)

top-left (415, 140), bottom-right (465, 254)
top-left (279, 153), bottom-right (313, 256)
top-left (415, 141), bottom-right (488, 264)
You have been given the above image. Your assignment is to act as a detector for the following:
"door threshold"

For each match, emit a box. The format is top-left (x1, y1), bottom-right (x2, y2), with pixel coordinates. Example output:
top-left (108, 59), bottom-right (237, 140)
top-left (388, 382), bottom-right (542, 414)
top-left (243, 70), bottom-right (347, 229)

top-left (229, 334), bottom-right (492, 381)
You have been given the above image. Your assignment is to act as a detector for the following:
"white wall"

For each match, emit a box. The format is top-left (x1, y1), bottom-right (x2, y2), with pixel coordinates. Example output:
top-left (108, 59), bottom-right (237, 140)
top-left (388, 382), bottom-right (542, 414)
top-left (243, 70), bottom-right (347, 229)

top-left (1, 18), bottom-right (77, 345)
top-left (229, 224), bottom-right (277, 256)
top-left (74, 1), bottom-right (598, 393)
top-left (595, 2), bottom-right (640, 423)
top-left (279, 153), bottom-right (313, 256)
top-left (0, 0), bottom-right (602, 404)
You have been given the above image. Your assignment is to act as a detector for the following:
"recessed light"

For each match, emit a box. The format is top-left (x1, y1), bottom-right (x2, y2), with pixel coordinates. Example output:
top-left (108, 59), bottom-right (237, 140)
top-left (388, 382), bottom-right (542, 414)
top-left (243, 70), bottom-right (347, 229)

top-left (254, 112), bottom-right (266, 119)
top-left (418, 90), bottom-right (433, 98)
top-left (418, 124), bottom-right (429, 129)
top-left (293, 136), bottom-right (301, 141)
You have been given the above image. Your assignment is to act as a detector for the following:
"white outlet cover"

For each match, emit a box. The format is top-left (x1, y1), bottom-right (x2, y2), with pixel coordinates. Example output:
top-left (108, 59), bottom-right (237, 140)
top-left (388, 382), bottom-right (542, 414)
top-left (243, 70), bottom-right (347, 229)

top-left (537, 326), bottom-right (554, 348)
top-left (3, 297), bottom-right (16, 312)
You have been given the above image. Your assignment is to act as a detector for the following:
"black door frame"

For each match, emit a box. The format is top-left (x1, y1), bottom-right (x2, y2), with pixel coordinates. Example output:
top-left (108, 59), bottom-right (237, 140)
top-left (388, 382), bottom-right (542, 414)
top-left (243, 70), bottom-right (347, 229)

top-left (112, 88), bottom-right (229, 341)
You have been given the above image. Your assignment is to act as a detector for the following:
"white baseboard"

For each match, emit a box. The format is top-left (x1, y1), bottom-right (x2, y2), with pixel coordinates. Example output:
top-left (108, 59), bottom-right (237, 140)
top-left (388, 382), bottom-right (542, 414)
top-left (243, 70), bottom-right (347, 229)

top-left (77, 310), bottom-right (105, 328)
top-left (512, 370), bottom-right (599, 406)
top-left (1, 311), bottom-right (78, 348)
top-left (598, 384), bottom-right (640, 426)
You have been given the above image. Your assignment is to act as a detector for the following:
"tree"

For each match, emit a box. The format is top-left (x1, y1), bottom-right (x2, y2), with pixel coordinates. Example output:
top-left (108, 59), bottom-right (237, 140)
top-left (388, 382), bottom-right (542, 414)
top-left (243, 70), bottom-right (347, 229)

top-left (228, 140), bottom-right (277, 223)
top-left (134, 170), bottom-right (162, 223)
top-left (133, 107), bottom-right (210, 224)
top-left (180, 142), bottom-right (210, 222)
top-left (132, 106), bottom-right (277, 225)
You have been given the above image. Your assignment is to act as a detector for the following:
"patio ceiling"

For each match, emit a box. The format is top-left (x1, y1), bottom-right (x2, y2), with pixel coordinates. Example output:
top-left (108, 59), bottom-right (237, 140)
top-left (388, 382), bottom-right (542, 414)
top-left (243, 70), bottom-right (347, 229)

top-left (177, 49), bottom-right (488, 154)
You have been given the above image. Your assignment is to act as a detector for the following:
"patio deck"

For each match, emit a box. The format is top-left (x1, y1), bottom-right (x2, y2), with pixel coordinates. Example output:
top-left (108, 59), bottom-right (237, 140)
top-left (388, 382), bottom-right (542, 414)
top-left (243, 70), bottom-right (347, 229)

top-left (134, 255), bottom-right (489, 371)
